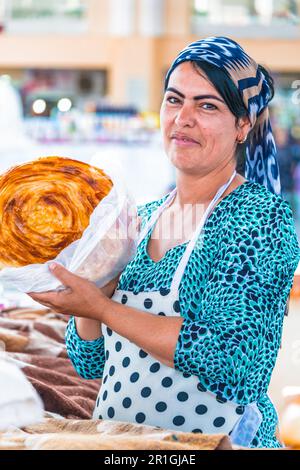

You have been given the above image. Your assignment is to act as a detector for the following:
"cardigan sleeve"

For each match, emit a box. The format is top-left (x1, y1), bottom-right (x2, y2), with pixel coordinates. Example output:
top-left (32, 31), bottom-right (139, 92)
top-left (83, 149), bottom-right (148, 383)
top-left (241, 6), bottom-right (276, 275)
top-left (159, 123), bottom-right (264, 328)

top-left (65, 316), bottom-right (105, 379)
top-left (173, 198), bottom-right (300, 403)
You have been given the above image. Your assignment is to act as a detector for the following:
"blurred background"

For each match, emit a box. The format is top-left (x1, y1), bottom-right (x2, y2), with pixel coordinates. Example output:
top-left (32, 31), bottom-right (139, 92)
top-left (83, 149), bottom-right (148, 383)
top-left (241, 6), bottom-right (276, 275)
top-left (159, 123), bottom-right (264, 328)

top-left (0, 0), bottom-right (299, 424)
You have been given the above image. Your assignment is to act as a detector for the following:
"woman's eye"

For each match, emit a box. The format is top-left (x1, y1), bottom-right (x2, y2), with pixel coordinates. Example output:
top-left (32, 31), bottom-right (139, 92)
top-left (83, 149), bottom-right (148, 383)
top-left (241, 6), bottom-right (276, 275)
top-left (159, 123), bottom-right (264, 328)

top-left (201, 103), bottom-right (217, 110)
top-left (166, 96), bottom-right (180, 104)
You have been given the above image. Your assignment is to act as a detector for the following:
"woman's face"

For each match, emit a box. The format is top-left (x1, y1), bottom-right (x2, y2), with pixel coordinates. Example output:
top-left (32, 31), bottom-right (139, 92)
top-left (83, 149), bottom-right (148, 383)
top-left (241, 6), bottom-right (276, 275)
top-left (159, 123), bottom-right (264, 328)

top-left (160, 61), bottom-right (248, 175)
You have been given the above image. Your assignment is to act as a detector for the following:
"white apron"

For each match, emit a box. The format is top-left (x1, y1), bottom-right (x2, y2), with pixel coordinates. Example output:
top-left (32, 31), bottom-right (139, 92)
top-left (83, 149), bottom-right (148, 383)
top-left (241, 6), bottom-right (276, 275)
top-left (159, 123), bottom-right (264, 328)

top-left (93, 171), bottom-right (262, 447)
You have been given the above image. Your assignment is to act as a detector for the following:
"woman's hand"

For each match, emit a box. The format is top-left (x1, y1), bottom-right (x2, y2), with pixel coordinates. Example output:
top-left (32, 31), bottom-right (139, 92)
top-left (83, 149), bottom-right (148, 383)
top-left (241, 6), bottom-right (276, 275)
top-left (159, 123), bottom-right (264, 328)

top-left (27, 263), bottom-right (115, 320)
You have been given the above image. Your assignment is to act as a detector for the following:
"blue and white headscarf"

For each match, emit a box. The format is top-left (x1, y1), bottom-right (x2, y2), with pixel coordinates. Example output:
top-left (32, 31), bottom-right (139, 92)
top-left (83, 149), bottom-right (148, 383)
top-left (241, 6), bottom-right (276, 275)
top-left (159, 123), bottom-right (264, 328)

top-left (165, 36), bottom-right (281, 196)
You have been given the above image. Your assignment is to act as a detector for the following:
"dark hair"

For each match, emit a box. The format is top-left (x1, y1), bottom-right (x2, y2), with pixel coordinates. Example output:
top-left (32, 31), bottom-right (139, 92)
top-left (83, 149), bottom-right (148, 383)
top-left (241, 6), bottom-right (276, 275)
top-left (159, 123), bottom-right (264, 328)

top-left (165, 60), bottom-right (275, 174)
top-left (192, 61), bottom-right (248, 119)
top-left (193, 61), bottom-right (249, 174)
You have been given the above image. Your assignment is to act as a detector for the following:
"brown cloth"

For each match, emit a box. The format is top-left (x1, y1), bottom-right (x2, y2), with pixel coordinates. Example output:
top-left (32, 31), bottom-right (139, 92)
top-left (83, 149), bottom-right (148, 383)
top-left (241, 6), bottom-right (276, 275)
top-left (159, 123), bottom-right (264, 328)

top-left (7, 353), bottom-right (100, 420)
top-left (0, 307), bottom-right (240, 450)
top-left (1, 307), bottom-right (100, 419)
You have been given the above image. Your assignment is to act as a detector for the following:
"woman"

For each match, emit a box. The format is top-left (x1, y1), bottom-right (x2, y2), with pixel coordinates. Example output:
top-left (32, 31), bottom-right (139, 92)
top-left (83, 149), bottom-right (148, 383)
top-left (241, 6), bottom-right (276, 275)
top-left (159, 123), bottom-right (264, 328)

top-left (29, 37), bottom-right (300, 448)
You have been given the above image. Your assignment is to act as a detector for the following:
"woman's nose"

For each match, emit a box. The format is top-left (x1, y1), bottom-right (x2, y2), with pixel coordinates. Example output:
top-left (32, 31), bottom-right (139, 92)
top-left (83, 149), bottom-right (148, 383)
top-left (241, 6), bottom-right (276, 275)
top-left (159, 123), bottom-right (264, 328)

top-left (174, 104), bottom-right (196, 127)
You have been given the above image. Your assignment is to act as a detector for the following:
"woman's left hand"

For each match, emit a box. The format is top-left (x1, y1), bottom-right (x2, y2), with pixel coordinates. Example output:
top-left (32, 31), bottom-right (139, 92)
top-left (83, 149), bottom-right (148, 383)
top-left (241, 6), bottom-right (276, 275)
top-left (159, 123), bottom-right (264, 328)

top-left (27, 263), bottom-right (110, 320)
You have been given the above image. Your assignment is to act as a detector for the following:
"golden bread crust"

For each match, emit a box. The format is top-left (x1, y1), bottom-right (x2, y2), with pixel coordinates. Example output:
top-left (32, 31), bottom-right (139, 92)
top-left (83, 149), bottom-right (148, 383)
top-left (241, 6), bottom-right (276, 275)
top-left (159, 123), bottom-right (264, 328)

top-left (0, 156), bottom-right (113, 269)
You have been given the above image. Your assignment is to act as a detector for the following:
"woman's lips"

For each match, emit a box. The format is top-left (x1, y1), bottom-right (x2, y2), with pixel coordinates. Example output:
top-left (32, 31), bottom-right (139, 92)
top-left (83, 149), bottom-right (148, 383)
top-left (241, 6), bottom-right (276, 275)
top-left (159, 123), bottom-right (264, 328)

top-left (171, 137), bottom-right (199, 147)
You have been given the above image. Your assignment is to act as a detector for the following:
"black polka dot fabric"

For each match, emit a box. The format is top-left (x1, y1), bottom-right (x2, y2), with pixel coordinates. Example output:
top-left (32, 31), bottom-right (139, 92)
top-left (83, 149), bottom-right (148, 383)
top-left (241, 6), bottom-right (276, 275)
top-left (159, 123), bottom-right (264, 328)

top-left (123, 397), bottom-right (131, 408)
top-left (177, 392), bottom-right (188, 402)
top-left (92, 288), bottom-right (249, 440)
top-left (66, 182), bottom-right (300, 449)
top-left (141, 387), bottom-right (151, 398)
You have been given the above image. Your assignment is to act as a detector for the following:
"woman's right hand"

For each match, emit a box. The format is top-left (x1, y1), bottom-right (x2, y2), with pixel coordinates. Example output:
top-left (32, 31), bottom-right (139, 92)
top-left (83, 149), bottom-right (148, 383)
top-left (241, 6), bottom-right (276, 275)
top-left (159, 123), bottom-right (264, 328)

top-left (74, 273), bottom-right (122, 341)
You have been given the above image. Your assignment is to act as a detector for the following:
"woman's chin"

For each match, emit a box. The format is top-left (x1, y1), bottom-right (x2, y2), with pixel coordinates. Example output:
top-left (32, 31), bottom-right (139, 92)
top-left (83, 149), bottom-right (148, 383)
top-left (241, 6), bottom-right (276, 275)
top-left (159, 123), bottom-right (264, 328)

top-left (169, 154), bottom-right (199, 172)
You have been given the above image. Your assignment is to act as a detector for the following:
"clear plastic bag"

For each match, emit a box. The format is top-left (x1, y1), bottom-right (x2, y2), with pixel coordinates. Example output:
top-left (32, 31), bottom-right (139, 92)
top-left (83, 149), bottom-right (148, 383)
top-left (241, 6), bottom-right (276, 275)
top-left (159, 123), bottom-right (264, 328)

top-left (0, 164), bottom-right (139, 293)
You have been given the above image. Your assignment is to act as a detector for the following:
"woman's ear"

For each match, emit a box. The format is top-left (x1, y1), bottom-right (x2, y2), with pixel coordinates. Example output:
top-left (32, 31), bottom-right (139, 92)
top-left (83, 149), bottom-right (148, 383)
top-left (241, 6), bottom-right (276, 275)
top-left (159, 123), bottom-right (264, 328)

top-left (236, 115), bottom-right (251, 141)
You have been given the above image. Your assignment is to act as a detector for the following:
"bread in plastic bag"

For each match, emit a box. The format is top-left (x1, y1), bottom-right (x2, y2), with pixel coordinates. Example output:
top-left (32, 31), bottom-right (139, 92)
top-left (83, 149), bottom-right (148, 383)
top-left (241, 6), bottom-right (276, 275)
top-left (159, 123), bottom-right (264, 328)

top-left (0, 161), bottom-right (140, 293)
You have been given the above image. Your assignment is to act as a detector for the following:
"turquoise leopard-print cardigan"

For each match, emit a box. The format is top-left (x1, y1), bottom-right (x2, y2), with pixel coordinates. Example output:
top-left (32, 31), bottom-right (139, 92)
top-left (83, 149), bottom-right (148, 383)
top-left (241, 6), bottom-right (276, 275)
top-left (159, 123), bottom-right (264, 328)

top-left (65, 181), bottom-right (300, 448)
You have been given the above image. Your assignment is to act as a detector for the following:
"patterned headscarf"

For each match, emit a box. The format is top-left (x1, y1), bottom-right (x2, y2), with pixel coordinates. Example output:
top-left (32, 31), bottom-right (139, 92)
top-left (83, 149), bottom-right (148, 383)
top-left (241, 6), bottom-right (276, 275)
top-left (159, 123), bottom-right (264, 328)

top-left (165, 36), bottom-right (281, 196)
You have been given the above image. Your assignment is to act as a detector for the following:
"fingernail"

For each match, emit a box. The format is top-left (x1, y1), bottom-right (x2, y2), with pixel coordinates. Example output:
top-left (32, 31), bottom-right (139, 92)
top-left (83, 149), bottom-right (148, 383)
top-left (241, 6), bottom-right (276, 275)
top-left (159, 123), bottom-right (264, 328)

top-left (49, 263), bottom-right (57, 271)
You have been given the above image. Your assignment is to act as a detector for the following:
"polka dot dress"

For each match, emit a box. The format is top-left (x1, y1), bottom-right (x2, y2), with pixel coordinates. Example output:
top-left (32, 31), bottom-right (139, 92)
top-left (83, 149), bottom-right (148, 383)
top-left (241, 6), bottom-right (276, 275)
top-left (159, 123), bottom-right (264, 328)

top-left (93, 173), bottom-right (263, 444)
top-left (66, 177), bottom-right (300, 448)
top-left (93, 288), bottom-right (246, 436)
